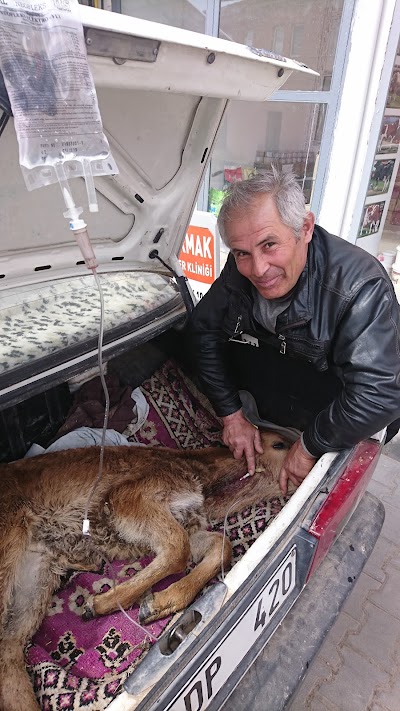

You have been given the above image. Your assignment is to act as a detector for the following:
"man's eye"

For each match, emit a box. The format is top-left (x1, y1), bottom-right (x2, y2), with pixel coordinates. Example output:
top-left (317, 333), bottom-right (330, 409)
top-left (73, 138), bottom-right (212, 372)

top-left (264, 242), bottom-right (276, 249)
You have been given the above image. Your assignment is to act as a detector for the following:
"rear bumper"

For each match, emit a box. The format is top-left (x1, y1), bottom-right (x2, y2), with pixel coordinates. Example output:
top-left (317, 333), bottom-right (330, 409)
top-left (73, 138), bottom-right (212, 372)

top-left (220, 491), bottom-right (385, 710)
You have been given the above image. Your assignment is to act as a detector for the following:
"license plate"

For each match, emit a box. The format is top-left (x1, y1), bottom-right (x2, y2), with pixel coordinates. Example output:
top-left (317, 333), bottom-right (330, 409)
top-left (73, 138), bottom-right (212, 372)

top-left (166, 546), bottom-right (297, 711)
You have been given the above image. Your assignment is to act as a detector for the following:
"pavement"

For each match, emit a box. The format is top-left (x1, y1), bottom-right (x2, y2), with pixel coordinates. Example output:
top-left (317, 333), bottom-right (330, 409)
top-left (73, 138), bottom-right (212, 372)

top-left (287, 434), bottom-right (400, 711)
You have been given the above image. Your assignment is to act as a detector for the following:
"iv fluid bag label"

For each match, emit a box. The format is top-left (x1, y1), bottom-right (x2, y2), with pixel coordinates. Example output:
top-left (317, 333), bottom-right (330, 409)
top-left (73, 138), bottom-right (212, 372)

top-left (0, 0), bottom-right (118, 190)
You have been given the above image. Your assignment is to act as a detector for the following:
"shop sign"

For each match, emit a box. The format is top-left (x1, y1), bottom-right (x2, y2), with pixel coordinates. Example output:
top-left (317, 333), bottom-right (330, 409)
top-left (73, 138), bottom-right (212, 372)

top-left (179, 211), bottom-right (220, 301)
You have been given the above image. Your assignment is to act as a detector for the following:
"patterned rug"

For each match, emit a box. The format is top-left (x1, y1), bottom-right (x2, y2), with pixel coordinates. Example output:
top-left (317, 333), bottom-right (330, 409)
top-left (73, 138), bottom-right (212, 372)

top-left (27, 359), bottom-right (290, 710)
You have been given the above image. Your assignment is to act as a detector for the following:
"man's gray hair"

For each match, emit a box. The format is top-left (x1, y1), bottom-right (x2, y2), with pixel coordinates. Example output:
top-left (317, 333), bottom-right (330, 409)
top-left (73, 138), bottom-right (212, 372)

top-left (217, 166), bottom-right (306, 245)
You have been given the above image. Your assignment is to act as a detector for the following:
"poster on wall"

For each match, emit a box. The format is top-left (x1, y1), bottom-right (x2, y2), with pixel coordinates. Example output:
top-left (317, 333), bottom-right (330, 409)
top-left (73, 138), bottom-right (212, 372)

top-left (377, 115), bottom-right (400, 154)
top-left (387, 63), bottom-right (400, 109)
top-left (367, 159), bottom-right (396, 195)
top-left (358, 201), bottom-right (385, 238)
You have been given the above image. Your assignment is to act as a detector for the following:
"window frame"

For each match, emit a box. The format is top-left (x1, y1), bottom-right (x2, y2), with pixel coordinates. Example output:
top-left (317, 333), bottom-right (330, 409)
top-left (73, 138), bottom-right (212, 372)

top-left (197, 0), bottom-right (355, 218)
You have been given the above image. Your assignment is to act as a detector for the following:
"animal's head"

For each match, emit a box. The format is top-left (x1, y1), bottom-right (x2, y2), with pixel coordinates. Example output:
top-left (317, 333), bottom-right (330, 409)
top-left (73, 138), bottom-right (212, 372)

top-left (205, 429), bottom-right (294, 522)
top-left (255, 430), bottom-right (292, 476)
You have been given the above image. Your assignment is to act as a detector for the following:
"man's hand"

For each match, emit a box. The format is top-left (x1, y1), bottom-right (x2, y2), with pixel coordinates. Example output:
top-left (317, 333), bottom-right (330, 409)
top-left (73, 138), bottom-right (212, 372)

top-left (222, 409), bottom-right (263, 475)
top-left (279, 439), bottom-right (317, 495)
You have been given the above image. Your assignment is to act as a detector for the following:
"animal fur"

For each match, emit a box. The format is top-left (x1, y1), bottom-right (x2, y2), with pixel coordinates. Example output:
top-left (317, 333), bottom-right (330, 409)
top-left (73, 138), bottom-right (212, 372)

top-left (0, 432), bottom-right (290, 711)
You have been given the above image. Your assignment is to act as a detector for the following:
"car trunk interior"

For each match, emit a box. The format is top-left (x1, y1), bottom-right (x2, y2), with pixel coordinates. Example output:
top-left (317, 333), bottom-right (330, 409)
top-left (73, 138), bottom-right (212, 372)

top-left (0, 323), bottom-right (298, 709)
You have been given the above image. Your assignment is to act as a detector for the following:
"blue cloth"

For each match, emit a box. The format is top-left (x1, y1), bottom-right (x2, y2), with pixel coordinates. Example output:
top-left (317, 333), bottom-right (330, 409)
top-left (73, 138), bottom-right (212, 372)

top-left (24, 427), bottom-right (143, 458)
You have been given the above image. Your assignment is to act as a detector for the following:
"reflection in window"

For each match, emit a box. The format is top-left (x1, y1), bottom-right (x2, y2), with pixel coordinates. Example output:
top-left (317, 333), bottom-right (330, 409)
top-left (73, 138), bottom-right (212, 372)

top-left (272, 26), bottom-right (284, 55)
top-left (245, 30), bottom-right (255, 46)
top-left (314, 104), bottom-right (327, 144)
top-left (119, 0), bottom-right (206, 33)
top-left (314, 76), bottom-right (331, 142)
top-left (291, 25), bottom-right (304, 57)
top-left (219, 0), bottom-right (345, 91)
top-left (266, 112), bottom-right (282, 151)
top-left (208, 102), bottom-right (324, 214)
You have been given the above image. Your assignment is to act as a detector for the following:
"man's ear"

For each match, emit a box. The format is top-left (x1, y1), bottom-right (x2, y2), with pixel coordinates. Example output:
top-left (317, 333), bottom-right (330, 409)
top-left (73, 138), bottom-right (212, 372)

top-left (302, 211), bottom-right (315, 244)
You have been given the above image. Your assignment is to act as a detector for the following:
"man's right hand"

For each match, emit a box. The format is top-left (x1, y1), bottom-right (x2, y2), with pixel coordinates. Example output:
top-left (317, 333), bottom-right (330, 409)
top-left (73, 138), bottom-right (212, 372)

top-left (221, 409), bottom-right (263, 475)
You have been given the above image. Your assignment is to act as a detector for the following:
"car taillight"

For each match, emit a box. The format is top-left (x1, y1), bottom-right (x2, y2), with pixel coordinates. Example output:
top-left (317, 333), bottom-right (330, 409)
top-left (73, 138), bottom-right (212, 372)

top-left (305, 439), bottom-right (381, 581)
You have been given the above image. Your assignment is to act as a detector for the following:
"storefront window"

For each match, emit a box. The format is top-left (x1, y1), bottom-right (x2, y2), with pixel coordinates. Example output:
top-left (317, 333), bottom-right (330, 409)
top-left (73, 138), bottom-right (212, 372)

top-left (209, 102), bottom-right (324, 214)
top-left (219, 0), bottom-right (345, 91)
top-left (119, 0), bottom-right (207, 33)
top-left (110, 0), bottom-right (349, 225)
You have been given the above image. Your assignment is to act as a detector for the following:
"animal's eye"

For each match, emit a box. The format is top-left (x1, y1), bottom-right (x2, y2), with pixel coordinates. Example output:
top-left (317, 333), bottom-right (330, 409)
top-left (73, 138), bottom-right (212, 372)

top-left (272, 441), bottom-right (289, 449)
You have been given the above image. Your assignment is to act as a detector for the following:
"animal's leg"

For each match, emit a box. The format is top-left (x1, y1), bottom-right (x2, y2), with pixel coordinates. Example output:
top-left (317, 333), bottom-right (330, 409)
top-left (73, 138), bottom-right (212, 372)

top-left (139, 530), bottom-right (231, 623)
top-left (0, 640), bottom-right (43, 711)
top-left (84, 489), bottom-right (191, 619)
top-left (58, 557), bottom-right (100, 572)
top-left (0, 545), bottom-right (61, 711)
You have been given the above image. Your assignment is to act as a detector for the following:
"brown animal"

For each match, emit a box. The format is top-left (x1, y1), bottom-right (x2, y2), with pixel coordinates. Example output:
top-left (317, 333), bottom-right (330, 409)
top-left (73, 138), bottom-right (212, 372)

top-left (0, 432), bottom-right (291, 711)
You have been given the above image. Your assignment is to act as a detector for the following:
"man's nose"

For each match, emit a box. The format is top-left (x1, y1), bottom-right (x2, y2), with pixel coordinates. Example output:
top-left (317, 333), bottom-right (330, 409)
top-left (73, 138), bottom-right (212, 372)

top-left (251, 253), bottom-right (269, 278)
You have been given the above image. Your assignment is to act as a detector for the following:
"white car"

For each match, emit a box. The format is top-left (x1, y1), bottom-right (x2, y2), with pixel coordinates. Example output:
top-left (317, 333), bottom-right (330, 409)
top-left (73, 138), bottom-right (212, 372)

top-left (0, 6), bottom-right (384, 711)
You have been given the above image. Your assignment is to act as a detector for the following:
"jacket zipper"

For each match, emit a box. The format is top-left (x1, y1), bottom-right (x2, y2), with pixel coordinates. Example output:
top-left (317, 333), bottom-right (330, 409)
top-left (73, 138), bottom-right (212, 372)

top-left (278, 334), bottom-right (286, 355)
top-left (234, 314), bottom-right (243, 335)
top-left (228, 314), bottom-right (243, 341)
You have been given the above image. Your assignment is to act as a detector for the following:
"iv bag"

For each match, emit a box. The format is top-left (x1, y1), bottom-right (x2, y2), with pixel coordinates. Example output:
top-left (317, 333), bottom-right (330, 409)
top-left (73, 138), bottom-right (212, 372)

top-left (0, 0), bottom-right (118, 202)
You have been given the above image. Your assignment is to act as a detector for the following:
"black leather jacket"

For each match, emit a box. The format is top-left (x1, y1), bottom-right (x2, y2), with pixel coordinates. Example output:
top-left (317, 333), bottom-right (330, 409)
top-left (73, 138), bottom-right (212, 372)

top-left (188, 225), bottom-right (400, 457)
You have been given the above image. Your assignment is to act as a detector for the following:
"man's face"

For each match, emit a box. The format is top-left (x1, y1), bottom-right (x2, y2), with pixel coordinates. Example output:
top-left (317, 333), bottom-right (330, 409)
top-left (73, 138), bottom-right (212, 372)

top-left (226, 195), bottom-right (315, 299)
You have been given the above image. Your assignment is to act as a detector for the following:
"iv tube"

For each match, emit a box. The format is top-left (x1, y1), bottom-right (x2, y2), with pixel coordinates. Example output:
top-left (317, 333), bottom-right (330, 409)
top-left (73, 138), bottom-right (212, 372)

top-left (58, 175), bottom-right (105, 532)
top-left (56, 179), bottom-right (157, 639)
top-left (82, 269), bottom-right (110, 535)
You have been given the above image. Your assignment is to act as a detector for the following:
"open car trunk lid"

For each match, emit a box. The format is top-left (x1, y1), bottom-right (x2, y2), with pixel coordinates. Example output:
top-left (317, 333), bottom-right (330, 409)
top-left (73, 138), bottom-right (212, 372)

top-left (0, 4), bottom-right (315, 408)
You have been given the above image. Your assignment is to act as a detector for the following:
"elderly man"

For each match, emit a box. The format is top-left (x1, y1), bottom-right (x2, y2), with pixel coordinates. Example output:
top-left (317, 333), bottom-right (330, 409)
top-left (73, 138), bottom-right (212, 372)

top-left (188, 168), bottom-right (400, 494)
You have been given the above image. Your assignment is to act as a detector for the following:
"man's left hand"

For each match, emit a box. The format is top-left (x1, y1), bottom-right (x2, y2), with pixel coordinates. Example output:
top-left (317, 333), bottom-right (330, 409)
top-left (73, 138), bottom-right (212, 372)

top-left (279, 439), bottom-right (317, 495)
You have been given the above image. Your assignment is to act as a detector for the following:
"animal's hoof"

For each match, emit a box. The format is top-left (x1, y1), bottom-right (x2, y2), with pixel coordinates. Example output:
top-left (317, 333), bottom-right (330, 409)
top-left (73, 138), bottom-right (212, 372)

top-left (139, 594), bottom-right (155, 624)
top-left (82, 596), bottom-right (96, 621)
